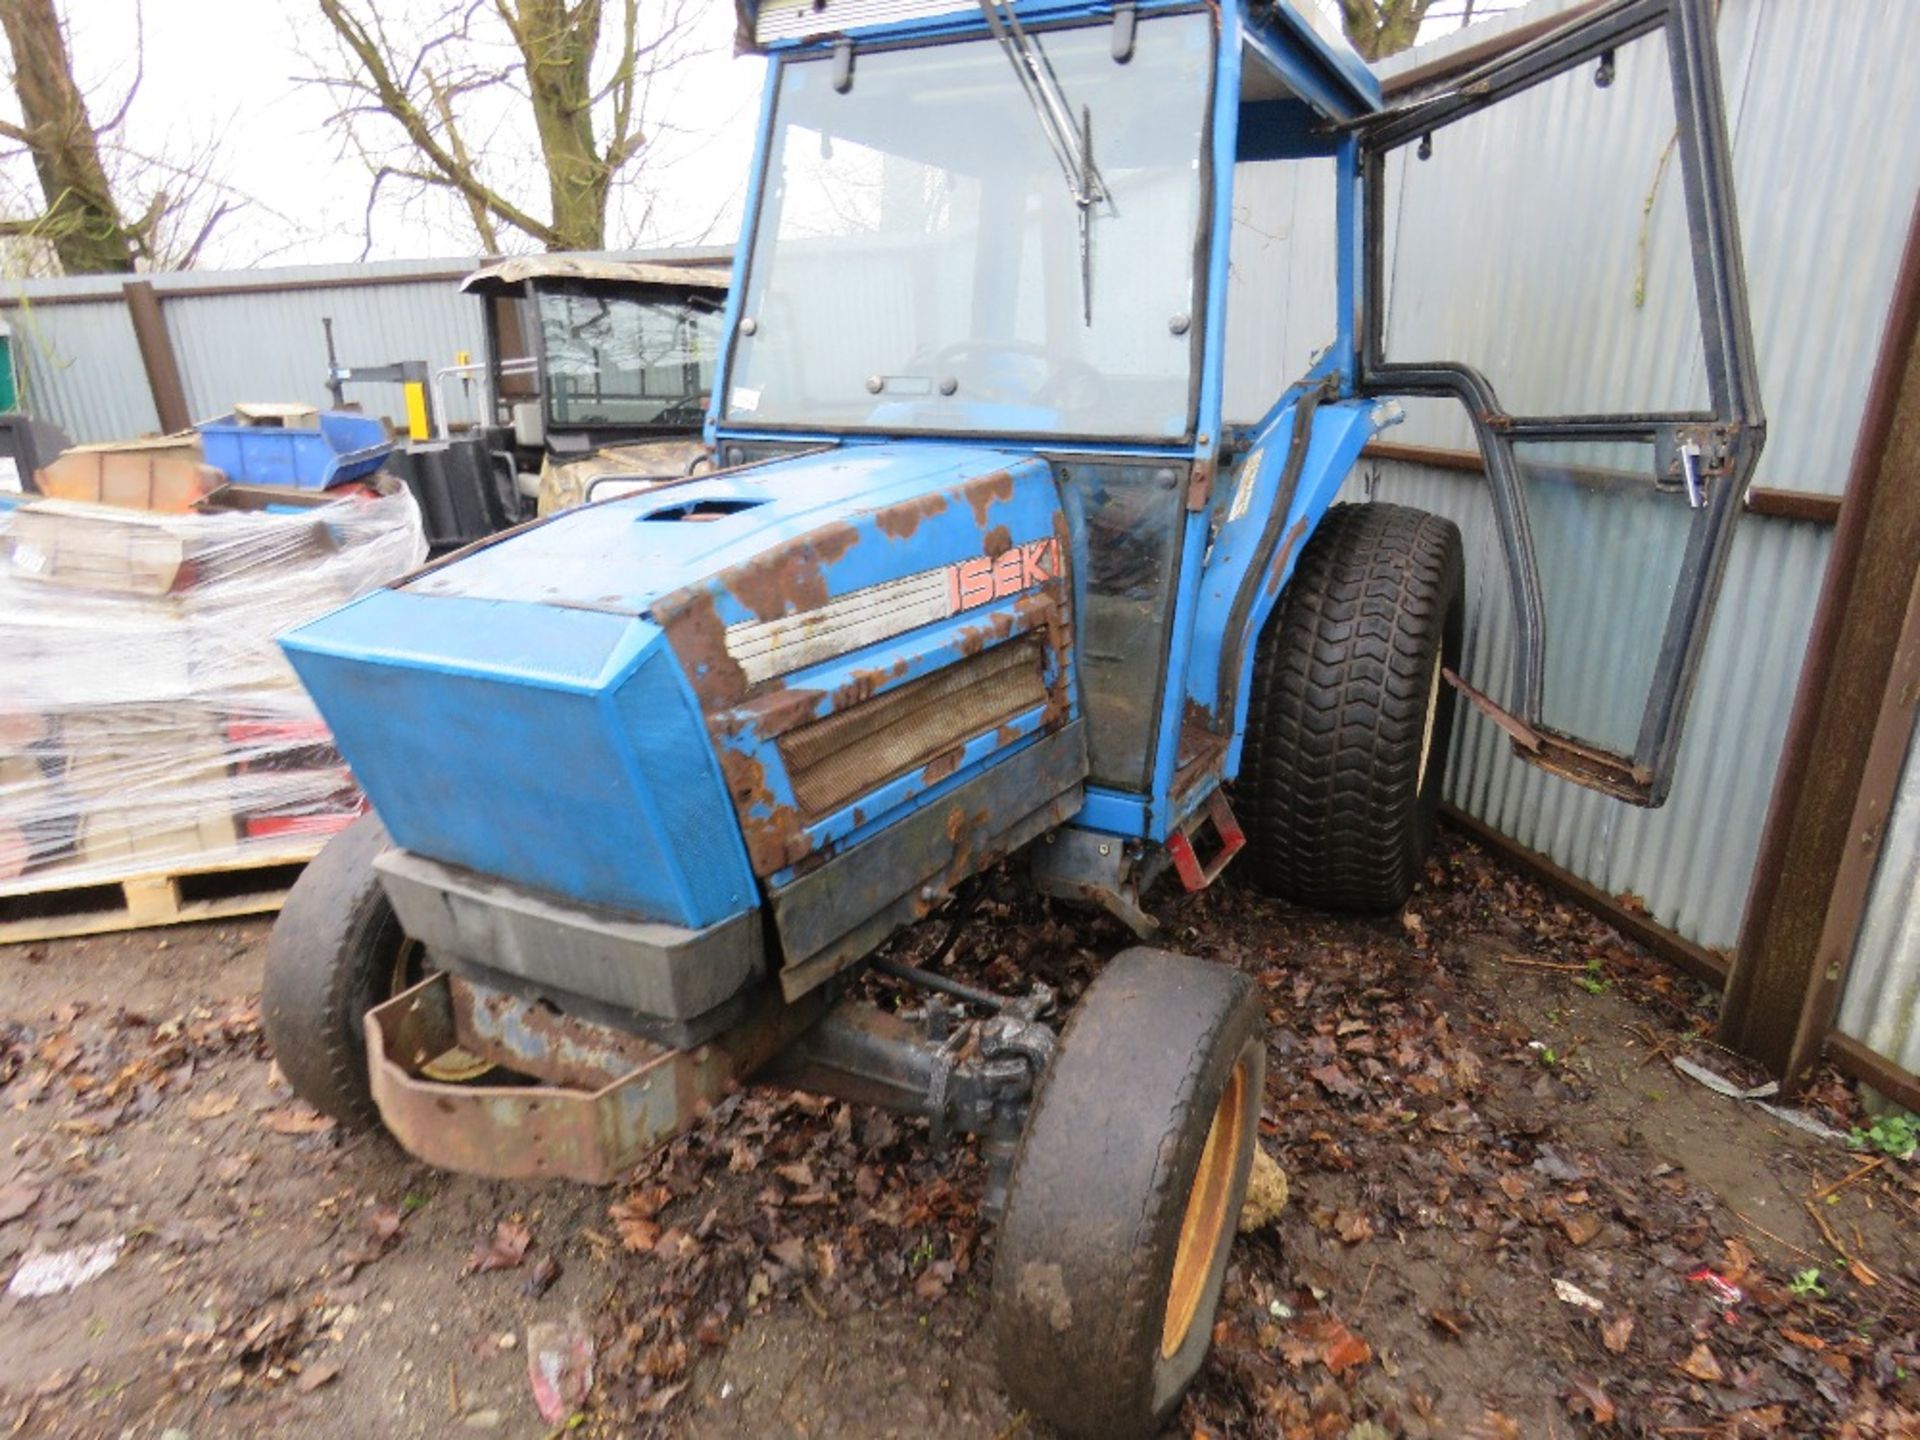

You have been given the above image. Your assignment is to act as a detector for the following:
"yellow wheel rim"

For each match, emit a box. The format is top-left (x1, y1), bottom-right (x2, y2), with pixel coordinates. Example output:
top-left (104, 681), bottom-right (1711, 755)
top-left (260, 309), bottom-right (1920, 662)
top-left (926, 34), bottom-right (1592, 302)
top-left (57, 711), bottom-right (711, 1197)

top-left (1161, 1058), bottom-right (1249, 1359)
top-left (1416, 652), bottom-right (1444, 794)
top-left (388, 940), bottom-right (492, 1084)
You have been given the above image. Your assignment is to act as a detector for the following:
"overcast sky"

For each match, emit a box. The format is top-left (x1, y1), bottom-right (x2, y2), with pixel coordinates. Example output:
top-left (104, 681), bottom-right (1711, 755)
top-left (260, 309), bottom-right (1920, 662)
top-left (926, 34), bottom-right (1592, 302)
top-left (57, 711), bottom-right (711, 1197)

top-left (0, 0), bottom-right (1523, 274)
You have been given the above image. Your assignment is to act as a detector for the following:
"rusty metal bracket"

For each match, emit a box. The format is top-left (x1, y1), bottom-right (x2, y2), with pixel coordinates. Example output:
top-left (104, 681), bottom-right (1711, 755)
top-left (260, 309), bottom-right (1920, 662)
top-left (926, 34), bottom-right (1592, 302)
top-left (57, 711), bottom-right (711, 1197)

top-left (1442, 668), bottom-right (1654, 802)
top-left (1030, 825), bottom-right (1164, 937)
top-left (1655, 421), bottom-right (1741, 494)
top-left (1165, 787), bottom-right (1246, 892)
top-left (1185, 453), bottom-right (1214, 512)
top-left (364, 972), bottom-right (827, 1184)
top-left (1443, 666), bottom-right (1542, 752)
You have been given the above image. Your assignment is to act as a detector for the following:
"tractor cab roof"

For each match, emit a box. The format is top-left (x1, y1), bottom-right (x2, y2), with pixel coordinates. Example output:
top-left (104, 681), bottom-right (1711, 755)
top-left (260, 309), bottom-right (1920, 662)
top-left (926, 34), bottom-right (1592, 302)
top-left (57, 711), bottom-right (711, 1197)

top-left (461, 254), bottom-right (730, 298)
top-left (735, 0), bottom-right (1381, 119)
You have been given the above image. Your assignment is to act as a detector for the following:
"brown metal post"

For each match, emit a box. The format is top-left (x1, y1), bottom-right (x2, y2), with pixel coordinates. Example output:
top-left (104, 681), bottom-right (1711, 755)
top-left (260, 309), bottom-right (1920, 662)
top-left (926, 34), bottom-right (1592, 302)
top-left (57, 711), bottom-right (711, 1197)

top-left (1717, 195), bottom-right (1920, 1089)
top-left (121, 279), bottom-right (191, 433)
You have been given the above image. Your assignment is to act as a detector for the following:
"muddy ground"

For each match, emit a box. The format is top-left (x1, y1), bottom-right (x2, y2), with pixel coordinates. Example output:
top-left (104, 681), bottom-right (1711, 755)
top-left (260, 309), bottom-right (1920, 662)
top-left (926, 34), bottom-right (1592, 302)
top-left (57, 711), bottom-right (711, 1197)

top-left (1, 831), bottom-right (1916, 1439)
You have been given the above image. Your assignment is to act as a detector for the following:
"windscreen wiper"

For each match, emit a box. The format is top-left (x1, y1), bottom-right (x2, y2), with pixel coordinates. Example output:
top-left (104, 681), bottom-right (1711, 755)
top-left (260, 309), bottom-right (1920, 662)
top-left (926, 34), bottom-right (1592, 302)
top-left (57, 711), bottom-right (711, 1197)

top-left (977, 0), bottom-right (1108, 324)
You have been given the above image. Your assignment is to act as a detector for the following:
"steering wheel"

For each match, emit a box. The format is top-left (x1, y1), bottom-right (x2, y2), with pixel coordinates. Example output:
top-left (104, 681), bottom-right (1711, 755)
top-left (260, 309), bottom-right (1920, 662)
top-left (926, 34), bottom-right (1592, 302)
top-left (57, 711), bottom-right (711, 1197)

top-left (653, 393), bottom-right (710, 427)
top-left (921, 339), bottom-right (1107, 416)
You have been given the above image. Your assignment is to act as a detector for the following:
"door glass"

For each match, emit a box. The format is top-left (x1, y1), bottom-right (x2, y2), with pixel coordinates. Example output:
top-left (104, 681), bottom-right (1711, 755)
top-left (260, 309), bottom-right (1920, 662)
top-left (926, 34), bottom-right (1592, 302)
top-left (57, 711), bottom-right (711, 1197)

top-left (1377, 28), bottom-right (1708, 420)
top-left (1514, 439), bottom-right (1689, 756)
top-left (1223, 157), bottom-right (1338, 422)
top-left (1358, 0), bottom-right (1764, 804)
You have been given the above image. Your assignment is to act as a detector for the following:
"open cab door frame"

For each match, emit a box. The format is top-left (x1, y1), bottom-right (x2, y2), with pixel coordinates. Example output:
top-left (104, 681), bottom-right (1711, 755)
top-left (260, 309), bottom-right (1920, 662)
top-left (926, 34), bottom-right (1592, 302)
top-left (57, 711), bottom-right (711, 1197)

top-left (1353, 0), bottom-right (1765, 805)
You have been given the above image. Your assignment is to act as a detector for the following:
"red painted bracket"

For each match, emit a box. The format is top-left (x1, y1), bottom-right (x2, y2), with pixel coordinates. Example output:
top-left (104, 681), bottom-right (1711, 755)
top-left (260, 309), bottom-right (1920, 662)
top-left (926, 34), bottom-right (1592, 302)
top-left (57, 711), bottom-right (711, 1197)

top-left (1165, 789), bottom-right (1246, 893)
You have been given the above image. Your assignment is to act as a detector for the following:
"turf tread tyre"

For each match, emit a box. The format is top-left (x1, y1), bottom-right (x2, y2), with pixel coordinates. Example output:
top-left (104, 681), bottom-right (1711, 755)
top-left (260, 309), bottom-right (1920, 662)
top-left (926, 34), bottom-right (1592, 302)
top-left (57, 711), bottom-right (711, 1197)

top-left (260, 813), bottom-right (401, 1128)
top-left (1237, 502), bottom-right (1464, 913)
top-left (990, 948), bottom-right (1265, 1440)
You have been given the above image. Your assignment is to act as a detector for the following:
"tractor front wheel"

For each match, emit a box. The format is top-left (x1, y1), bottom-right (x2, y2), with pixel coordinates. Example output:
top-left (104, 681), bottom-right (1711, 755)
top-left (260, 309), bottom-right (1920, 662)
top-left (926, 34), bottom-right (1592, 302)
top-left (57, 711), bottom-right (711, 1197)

top-left (990, 948), bottom-right (1264, 1439)
top-left (262, 813), bottom-right (487, 1127)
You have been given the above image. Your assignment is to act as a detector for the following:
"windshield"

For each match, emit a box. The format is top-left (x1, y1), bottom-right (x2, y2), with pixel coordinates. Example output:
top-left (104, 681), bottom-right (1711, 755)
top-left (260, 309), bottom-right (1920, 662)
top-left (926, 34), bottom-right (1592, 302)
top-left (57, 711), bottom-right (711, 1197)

top-left (724, 12), bottom-right (1214, 441)
top-left (537, 287), bottom-right (722, 429)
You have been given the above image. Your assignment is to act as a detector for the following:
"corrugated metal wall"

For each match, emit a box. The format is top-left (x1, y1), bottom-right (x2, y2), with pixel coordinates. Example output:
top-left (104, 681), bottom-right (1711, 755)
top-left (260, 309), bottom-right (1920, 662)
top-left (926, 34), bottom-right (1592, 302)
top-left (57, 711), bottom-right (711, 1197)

top-left (0, 249), bottom-right (734, 444)
top-left (2, 297), bottom-right (161, 442)
top-left (0, 261), bottom-right (481, 443)
top-left (166, 279), bottom-right (484, 436)
top-left (1228, 0), bottom-right (1920, 967)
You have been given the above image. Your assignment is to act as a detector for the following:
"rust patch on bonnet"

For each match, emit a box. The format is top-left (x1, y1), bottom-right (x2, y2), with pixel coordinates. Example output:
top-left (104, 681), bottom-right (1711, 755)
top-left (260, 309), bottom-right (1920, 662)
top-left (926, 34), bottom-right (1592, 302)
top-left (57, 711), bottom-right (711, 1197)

top-left (832, 656), bottom-right (910, 711)
top-left (956, 608), bottom-right (1017, 657)
top-left (921, 746), bottom-right (963, 786)
top-left (717, 743), bottom-right (812, 877)
top-left (946, 805), bottom-right (973, 846)
top-left (962, 469), bottom-right (1015, 526)
top-left (737, 685), bottom-right (826, 739)
top-left (723, 537), bottom-right (832, 623)
top-left (659, 589), bottom-right (749, 710)
top-left (983, 523), bottom-right (1012, 557)
top-left (875, 491), bottom-right (949, 541)
top-left (812, 521), bottom-right (858, 565)
top-left (1015, 582), bottom-right (1075, 732)
top-left (910, 804), bottom-right (993, 917)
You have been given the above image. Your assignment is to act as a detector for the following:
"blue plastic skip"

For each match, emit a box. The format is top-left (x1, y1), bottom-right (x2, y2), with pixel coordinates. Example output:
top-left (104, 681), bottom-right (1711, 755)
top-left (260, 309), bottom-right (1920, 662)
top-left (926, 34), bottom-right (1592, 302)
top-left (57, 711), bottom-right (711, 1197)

top-left (196, 411), bottom-right (392, 491)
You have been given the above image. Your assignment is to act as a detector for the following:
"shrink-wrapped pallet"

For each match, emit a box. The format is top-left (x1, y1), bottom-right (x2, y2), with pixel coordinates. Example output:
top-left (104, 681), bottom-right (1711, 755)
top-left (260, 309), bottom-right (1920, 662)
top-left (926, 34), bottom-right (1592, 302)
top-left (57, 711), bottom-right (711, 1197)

top-left (0, 480), bottom-right (425, 888)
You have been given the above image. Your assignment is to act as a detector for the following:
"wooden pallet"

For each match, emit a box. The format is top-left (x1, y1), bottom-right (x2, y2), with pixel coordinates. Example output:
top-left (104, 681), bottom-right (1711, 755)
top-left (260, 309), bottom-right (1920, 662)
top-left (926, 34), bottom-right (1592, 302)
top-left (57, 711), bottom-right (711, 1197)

top-left (0, 845), bottom-right (322, 945)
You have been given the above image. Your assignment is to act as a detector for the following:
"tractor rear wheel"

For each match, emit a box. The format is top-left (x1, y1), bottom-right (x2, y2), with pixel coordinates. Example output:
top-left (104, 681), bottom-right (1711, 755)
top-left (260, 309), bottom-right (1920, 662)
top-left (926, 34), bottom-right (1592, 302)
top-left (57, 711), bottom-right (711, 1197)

top-left (1237, 501), bottom-right (1464, 913)
top-left (990, 948), bottom-right (1264, 1439)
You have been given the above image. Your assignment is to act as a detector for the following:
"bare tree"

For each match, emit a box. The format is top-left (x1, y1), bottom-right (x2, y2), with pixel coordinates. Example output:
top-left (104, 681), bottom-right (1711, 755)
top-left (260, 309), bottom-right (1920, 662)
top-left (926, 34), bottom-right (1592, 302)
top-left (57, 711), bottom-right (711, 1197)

top-left (0, 0), bottom-right (241, 274)
top-left (310, 0), bottom-right (707, 254)
top-left (1339, 0), bottom-right (1437, 60)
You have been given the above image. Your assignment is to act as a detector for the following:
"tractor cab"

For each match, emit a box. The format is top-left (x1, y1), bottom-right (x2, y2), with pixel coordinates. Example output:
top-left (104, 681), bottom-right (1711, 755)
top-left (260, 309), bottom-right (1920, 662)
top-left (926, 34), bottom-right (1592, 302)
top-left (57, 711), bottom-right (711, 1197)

top-left (266, 5), bottom-right (1762, 1435)
top-left (461, 255), bottom-right (729, 514)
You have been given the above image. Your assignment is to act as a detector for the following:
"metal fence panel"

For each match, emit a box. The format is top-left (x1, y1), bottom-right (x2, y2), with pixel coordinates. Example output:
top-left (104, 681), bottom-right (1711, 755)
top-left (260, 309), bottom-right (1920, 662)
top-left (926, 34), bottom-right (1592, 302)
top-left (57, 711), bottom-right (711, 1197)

top-left (166, 280), bottom-right (486, 435)
top-left (5, 298), bottom-right (160, 443)
top-left (1840, 716), bottom-right (1920, 1077)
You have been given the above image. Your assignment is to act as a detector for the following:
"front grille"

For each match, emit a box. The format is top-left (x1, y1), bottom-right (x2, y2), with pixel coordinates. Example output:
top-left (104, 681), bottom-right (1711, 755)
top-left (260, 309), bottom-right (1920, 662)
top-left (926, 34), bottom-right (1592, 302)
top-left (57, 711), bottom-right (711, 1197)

top-left (779, 636), bottom-right (1047, 818)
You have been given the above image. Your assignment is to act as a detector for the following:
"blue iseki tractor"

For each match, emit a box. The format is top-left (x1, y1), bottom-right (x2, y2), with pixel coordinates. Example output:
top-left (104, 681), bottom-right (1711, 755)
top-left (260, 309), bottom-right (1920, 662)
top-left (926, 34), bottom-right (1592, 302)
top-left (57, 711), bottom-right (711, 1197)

top-left (264, 0), bottom-right (1762, 1431)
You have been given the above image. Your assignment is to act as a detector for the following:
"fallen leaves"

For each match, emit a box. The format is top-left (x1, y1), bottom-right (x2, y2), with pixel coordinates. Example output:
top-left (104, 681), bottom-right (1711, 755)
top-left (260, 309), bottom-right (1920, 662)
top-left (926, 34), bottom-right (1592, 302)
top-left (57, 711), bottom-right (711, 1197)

top-left (1553, 1278), bottom-right (1606, 1313)
top-left (1559, 1211), bottom-right (1602, 1247)
top-left (1278, 1315), bottom-right (1373, 1377)
top-left (0, 1181), bottom-right (41, 1225)
top-left (1565, 1376), bottom-right (1618, 1424)
top-left (1310, 1064), bottom-right (1363, 1101)
top-left (341, 1204), bottom-right (406, 1271)
top-left (524, 1252), bottom-right (563, 1299)
top-left (462, 1219), bottom-right (533, 1276)
top-left (1601, 1313), bottom-right (1635, 1355)
top-left (1679, 1343), bottom-right (1726, 1385)
top-left (1333, 1210), bottom-right (1374, 1245)
top-left (609, 1185), bottom-right (673, 1254)
top-left (295, 1360), bottom-right (340, 1393)
top-left (259, 1104), bottom-right (335, 1136)
top-left (187, 1093), bottom-right (238, 1122)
